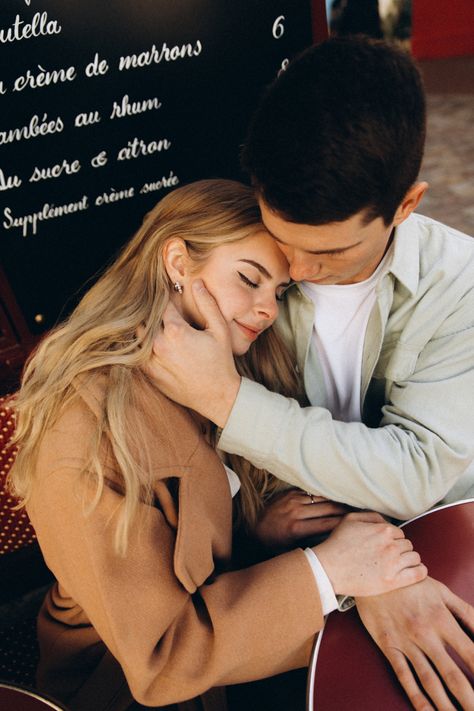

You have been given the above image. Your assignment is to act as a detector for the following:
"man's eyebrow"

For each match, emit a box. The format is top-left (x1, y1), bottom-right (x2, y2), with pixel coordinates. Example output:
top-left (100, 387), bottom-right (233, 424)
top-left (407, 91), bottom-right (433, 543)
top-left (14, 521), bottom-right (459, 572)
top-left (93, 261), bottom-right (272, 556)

top-left (266, 230), bottom-right (362, 255)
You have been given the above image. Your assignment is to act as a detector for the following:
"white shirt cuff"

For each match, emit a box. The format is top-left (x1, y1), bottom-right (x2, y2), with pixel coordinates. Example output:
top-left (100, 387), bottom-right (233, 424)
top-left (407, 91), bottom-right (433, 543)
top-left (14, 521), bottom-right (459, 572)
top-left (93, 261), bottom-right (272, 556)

top-left (303, 547), bottom-right (338, 616)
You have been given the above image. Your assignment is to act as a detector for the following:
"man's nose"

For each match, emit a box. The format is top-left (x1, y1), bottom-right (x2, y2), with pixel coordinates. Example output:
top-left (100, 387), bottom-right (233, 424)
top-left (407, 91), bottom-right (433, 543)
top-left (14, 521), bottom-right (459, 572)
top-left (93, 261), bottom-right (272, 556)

top-left (289, 257), bottom-right (320, 282)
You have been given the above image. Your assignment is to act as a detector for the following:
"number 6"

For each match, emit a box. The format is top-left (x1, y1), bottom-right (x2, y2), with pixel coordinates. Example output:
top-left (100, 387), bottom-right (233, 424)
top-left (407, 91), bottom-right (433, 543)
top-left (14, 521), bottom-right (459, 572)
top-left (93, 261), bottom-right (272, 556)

top-left (272, 15), bottom-right (285, 39)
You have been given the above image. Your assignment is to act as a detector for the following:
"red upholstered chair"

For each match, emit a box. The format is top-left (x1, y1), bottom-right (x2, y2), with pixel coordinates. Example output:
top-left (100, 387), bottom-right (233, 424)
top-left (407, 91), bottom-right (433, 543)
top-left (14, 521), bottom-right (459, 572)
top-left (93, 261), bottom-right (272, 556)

top-left (0, 395), bottom-right (37, 556)
top-left (0, 395), bottom-right (54, 688)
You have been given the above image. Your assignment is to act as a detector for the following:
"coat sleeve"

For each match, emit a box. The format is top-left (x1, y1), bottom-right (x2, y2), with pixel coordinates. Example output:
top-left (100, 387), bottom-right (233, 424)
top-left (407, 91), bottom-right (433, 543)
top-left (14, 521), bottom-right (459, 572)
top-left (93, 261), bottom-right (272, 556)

top-left (219, 307), bottom-right (474, 520)
top-left (29, 463), bottom-right (323, 708)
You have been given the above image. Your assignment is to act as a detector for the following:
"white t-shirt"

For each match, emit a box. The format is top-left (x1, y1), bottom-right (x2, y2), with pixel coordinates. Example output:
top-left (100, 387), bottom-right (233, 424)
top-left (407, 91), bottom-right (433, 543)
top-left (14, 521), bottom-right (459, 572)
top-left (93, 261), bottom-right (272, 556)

top-left (301, 248), bottom-right (393, 422)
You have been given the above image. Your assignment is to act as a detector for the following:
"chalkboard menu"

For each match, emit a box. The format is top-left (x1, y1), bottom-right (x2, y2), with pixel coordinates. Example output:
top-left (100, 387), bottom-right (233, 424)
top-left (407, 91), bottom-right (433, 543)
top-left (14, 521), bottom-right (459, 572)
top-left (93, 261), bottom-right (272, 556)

top-left (0, 1), bottom-right (315, 334)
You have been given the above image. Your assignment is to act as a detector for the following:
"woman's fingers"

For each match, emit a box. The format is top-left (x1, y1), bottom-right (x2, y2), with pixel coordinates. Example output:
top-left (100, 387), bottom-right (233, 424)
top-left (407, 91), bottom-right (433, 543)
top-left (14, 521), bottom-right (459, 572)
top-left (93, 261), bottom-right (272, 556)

top-left (253, 490), bottom-right (351, 547)
top-left (396, 564), bottom-right (429, 587)
top-left (299, 500), bottom-right (351, 519)
top-left (398, 550), bottom-right (422, 569)
top-left (292, 515), bottom-right (344, 538)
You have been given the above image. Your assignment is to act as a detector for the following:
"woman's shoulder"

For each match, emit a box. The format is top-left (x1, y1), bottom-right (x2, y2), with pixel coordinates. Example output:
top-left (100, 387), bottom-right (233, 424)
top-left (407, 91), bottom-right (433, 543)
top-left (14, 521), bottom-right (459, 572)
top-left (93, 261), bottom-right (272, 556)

top-left (77, 369), bottom-right (205, 466)
top-left (37, 369), bottom-right (206, 474)
top-left (126, 371), bottom-right (206, 466)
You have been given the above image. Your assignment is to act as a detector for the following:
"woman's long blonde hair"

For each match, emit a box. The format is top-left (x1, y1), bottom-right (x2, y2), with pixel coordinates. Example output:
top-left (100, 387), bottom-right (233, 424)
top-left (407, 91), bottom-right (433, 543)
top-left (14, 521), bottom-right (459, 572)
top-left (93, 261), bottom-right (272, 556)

top-left (10, 179), bottom-right (301, 553)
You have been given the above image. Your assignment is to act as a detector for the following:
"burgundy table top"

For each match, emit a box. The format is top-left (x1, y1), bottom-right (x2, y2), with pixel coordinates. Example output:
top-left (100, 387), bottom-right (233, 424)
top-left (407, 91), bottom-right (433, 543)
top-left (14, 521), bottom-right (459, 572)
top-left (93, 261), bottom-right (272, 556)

top-left (307, 500), bottom-right (474, 710)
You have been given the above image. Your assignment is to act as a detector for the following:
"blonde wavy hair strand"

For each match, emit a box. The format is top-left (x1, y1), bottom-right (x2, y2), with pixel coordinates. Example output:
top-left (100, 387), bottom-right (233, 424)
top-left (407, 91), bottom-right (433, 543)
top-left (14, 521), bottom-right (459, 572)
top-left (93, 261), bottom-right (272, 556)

top-left (10, 179), bottom-right (301, 553)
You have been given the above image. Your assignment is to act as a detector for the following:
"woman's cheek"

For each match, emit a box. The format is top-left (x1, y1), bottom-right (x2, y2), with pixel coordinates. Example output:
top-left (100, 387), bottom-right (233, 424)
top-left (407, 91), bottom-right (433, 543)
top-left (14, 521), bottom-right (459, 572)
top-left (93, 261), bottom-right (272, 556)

top-left (215, 288), bottom-right (249, 323)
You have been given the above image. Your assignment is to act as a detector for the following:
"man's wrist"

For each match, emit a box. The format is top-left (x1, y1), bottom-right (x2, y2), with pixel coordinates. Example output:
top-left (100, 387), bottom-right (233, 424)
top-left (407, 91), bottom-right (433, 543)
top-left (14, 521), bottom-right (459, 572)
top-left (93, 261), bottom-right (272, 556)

top-left (208, 375), bottom-right (241, 428)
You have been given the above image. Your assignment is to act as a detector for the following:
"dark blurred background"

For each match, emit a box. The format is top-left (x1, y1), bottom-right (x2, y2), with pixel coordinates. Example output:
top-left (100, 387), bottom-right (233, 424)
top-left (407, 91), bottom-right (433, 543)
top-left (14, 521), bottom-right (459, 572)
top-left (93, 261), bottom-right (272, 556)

top-left (1, 0), bottom-right (473, 394)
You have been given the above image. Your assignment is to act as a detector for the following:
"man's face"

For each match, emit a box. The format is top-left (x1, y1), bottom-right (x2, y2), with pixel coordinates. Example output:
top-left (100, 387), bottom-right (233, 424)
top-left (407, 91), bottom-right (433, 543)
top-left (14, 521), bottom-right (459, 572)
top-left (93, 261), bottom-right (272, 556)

top-left (258, 199), bottom-right (394, 285)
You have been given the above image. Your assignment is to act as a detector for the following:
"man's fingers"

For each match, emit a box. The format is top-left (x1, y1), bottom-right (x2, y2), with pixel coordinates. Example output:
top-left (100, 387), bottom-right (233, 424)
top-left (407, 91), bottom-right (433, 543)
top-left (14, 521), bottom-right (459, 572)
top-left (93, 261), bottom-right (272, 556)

top-left (428, 642), bottom-right (474, 710)
top-left (445, 587), bottom-right (474, 639)
top-left (192, 279), bottom-right (227, 332)
top-left (384, 649), bottom-right (435, 711)
top-left (343, 510), bottom-right (386, 524)
top-left (408, 648), bottom-right (457, 711)
top-left (150, 301), bottom-right (188, 359)
top-left (161, 299), bottom-right (187, 328)
top-left (441, 600), bottom-right (474, 678)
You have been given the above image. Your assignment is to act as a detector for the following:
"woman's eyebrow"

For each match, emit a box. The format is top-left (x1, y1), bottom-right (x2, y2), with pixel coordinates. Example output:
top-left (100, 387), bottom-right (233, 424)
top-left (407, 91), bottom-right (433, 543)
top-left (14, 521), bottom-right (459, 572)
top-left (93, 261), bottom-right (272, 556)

top-left (238, 259), bottom-right (272, 278)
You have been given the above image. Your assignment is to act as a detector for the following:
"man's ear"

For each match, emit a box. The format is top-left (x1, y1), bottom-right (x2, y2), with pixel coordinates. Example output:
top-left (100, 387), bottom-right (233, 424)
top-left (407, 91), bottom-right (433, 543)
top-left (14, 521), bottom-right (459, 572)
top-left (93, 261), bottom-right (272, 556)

top-left (162, 238), bottom-right (190, 282)
top-left (393, 181), bottom-right (429, 226)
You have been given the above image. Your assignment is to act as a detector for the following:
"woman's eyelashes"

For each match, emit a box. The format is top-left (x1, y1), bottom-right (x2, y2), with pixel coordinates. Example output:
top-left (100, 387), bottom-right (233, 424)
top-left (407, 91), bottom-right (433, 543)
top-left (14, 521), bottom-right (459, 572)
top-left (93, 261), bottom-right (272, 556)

top-left (238, 271), bottom-right (258, 289)
top-left (238, 271), bottom-right (286, 303)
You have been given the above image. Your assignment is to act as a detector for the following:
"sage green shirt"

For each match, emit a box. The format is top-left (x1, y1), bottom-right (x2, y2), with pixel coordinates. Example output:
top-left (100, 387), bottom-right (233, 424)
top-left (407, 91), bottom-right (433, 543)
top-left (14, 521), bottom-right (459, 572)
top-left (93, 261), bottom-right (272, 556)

top-left (219, 213), bottom-right (474, 519)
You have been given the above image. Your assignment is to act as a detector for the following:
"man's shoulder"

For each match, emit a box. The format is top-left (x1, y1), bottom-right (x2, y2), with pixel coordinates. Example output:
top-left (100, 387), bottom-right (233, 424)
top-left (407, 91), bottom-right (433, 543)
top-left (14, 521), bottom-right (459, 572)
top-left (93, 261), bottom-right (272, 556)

top-left (405, 213), bottom-right (474, 258)
top-left (399, 213), bottom-right (474, 281)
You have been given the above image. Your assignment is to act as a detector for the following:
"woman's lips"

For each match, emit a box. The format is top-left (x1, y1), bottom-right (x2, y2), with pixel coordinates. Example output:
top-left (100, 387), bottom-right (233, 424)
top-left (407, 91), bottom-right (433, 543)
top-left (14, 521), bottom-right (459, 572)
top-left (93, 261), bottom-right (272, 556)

top-left (234, 321), bottom-right (262, 340)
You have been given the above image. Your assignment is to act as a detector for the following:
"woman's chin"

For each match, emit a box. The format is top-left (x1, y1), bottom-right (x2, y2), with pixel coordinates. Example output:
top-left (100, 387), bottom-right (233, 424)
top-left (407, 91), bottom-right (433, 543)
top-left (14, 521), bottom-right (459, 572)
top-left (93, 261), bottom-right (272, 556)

top-left (231, 340), bottom-right (251, 357)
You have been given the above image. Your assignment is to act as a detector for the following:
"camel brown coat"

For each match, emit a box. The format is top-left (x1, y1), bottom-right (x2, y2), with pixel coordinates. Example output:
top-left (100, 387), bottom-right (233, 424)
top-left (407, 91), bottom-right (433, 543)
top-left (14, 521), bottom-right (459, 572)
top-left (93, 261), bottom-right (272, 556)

top-left (26, 374), bottom-right (324, 710)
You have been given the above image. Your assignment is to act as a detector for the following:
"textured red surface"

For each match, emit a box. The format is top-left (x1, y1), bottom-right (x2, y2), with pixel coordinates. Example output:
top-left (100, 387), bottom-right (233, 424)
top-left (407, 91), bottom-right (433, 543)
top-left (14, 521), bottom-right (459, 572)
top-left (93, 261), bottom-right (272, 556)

top-left (0, 395), bottom-right (37, 555)
top-left (309, 501), bottom-right (474, 710)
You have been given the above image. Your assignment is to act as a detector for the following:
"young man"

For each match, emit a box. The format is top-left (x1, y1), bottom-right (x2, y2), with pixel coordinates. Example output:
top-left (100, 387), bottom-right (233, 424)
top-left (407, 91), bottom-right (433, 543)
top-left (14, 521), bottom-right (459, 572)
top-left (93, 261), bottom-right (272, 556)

top-left (150, 37), bottom-right (474, 710)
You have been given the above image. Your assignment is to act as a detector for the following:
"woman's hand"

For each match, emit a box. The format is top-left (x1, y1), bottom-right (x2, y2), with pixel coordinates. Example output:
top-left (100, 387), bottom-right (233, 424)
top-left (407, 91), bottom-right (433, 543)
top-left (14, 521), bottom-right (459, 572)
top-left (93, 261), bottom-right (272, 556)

top-left (254, 489), bottom-right (351, 549)
top-left (356, 578), bottom-right (474, 711)
top-left (315, 511), bottom-right (427, 597)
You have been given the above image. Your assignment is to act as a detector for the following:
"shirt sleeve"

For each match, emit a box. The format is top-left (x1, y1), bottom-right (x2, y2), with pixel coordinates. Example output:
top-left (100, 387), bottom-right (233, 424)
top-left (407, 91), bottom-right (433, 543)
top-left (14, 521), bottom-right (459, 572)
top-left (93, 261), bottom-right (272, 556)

top-left (218, 319), bottom-right (474, 522)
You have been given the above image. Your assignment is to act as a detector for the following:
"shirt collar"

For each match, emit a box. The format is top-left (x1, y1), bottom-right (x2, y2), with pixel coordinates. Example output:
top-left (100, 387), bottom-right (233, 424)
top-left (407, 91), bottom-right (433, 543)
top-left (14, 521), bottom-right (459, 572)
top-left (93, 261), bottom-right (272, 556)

top-left (290, 212), bottom-right (421, 299)
top-left (386, 213), bottom-right (420, 296)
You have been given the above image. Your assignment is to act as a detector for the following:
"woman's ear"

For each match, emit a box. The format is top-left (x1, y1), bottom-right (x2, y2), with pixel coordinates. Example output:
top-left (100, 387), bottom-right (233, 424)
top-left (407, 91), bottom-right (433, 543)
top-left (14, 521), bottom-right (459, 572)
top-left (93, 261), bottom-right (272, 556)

top-left (162, 238), bottom-right (190, 282)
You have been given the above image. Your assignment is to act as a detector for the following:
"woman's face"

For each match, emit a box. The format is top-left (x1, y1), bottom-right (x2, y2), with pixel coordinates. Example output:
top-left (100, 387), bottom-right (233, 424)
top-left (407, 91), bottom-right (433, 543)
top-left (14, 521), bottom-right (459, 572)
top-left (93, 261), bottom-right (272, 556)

top-left (181, 230), bottom-right (291, 356)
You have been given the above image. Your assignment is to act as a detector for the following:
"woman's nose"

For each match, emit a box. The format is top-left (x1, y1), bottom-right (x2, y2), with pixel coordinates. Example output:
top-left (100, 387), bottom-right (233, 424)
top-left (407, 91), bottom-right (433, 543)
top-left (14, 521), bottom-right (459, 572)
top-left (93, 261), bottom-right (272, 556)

top-left (256, 294), bottom-right (279, 321)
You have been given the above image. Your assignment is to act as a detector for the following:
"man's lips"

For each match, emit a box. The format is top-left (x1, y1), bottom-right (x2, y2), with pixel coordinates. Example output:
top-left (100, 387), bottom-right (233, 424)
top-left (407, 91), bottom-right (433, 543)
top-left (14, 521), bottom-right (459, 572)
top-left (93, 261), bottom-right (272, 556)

top-left (234, 321), bottom-right (263, 340)
top-left (306, 275), bottom-right (333, 283)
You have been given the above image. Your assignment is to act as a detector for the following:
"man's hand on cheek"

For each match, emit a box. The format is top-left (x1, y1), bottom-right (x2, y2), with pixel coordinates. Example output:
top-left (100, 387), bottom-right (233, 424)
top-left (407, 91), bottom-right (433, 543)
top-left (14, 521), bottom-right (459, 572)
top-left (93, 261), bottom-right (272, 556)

top-left (148, 280), bottom-right (241, 427)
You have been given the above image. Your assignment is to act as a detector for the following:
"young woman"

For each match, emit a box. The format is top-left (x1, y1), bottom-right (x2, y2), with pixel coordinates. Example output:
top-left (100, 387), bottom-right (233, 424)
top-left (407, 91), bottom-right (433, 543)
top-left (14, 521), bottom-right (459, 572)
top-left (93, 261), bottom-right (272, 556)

top-left (10, 180), bottom-right (426, 711)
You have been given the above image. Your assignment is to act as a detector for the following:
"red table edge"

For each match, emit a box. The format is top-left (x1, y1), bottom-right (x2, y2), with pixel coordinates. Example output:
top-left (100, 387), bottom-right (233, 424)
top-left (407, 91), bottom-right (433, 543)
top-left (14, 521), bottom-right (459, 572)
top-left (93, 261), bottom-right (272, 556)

top-left (0, 682), bottom-right (67, 710)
